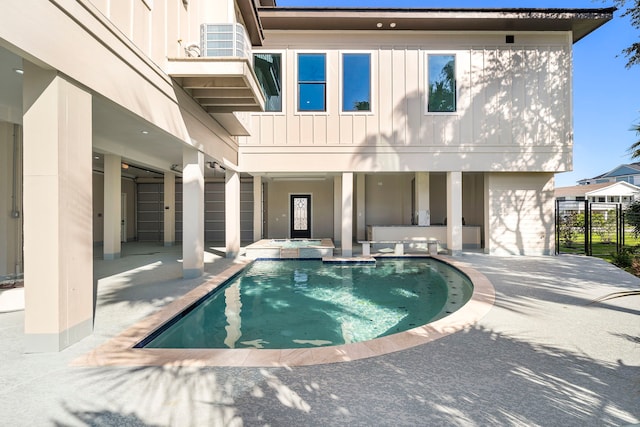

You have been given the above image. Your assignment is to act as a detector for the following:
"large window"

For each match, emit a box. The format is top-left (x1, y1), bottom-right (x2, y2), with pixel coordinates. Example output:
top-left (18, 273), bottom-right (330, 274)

top-left (298, 53), bottom-right (326, 111)
top-left (342, 53), bottom-right (371, 112)
top-left (254, 53), bottom-right (282, 112)
top-left (427, 54), bottom-right (456, 113)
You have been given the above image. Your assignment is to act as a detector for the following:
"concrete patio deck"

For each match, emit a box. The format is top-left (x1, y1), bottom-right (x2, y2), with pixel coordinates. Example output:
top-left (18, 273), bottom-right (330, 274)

top-left (0, 243), bottom-right (638, 426)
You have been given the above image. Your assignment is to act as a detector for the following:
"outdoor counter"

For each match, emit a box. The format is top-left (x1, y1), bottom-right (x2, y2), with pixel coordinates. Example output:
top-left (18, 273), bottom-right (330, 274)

top-left (366, 225), bottom-right (481, 249)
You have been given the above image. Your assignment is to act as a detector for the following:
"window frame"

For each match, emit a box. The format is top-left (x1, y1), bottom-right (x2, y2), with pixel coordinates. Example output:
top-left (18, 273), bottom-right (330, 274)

top-left (425, 52), bottom-right (459, 115)
top-left (253, 50), bottom-right (285, 114)
top-left (340, 51), bottom-right (373, 114)
top-left (296, 52), bottom-right (328, 114)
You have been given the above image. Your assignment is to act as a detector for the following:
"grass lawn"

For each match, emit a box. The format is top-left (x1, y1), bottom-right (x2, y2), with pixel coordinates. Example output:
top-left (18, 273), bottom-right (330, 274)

top-left (558, 230), bottom-right (640, 262)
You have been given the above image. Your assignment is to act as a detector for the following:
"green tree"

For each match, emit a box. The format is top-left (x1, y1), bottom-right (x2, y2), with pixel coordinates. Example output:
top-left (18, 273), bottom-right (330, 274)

top-left (608, 1), bottom-right (640, 68)
top-left (625, 199), bottom-right (640, 237)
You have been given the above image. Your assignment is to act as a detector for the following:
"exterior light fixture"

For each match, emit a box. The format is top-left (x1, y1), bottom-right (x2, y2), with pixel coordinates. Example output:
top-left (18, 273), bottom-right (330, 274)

top-left (121, 163), bottom-right (129, 170)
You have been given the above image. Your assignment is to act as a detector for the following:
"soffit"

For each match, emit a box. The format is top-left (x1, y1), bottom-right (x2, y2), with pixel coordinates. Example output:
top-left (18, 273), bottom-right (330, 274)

top-left (257, 7), bottom-right (616, 43)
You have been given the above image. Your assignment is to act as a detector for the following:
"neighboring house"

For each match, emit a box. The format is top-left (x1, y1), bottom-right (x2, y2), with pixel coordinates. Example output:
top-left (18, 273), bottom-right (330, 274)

top-left (0, 1), bottom-right (613, 351)
top-left (555, 181), bottom-right (640, 211)
top-left (577, 162), bottom-right (640, 186)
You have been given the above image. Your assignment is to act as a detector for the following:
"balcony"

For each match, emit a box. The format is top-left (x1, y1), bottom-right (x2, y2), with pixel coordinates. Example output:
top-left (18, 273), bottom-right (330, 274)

top-left (167, 23), bottom-right (265, 136)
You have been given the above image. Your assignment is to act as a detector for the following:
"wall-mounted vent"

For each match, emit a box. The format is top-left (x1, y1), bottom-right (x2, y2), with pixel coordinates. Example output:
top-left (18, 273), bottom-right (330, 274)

top-left (200, 23), bottom-right (251, 59)
top-left (506, 35), bottom-right (515, 44)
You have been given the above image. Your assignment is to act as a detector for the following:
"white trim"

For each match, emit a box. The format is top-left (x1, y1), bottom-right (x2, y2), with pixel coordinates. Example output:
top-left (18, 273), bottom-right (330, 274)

top-left (295, 50), bottom-right (329, 115)
top-left (252, 49), bottom-right (286, 115)
top-left (424, 51), bottom-right (460, 116)
top-left (339, 50), bottom-right (375, 115)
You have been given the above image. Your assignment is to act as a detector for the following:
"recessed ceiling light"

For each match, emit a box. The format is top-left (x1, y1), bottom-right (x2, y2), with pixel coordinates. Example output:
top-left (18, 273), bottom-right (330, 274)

top-left (141, 130), bottom-right (149, 135)
top-left (376, 23), bottom-right (383, 28)
top-left (14, 68), bottom-right (23, 75)
top-left (94, 155), bottom-right (100, 160)
top-left (390, 22), bottom-right (396, 28)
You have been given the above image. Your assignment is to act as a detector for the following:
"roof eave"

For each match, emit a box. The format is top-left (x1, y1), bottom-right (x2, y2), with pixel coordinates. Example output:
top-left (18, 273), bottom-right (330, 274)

top-left (257, 7), bottom-right (616, 43)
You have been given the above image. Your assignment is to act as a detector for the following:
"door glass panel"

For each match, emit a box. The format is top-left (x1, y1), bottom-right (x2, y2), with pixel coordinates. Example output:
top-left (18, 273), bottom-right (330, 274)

top-left (293, 197), bottom-right (308, 231)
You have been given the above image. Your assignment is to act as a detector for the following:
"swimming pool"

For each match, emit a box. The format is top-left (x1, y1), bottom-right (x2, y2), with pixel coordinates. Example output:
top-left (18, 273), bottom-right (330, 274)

top-left (138, 258), bottom-right (473, 350)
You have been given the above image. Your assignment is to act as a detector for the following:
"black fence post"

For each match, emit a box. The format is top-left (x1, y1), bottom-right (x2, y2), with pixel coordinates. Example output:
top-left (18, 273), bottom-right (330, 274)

top-left (585, 200), bottom-right (591, 256)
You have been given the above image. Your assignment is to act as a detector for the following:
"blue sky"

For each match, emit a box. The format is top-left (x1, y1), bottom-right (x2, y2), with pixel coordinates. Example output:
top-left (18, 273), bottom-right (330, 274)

top-left (277, 0), bottom-right (640, 187)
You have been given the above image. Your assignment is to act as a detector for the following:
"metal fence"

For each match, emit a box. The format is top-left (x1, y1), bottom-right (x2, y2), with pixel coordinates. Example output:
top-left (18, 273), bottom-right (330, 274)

top-left (555, 200), bottom-right (624, 256)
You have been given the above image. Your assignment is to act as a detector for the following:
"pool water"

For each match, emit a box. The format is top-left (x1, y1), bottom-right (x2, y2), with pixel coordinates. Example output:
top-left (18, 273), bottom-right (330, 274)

top-left (140, 258), bottom-right (473, 349)
top-left (269, 239), bottom-right (322, 248)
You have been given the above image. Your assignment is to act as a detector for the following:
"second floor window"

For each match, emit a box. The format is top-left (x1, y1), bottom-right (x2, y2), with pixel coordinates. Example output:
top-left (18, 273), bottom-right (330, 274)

top-left (254, 53), bottom-right (282, 112)
top-left (427, 54), bottom-right (456, 113)
top-left (298, 53), bottom-right (326, 112)
top-left (342, 53), bottom-right (371, 112)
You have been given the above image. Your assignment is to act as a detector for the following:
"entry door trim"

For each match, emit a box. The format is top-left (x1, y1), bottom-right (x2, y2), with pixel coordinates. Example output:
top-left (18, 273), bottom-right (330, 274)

top-left (290, 194), bottom-right (311, 238)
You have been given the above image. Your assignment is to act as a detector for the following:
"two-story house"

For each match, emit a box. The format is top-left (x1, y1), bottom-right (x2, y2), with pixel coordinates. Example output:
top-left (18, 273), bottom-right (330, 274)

top-left (0, 1), bottom-right (612, 351)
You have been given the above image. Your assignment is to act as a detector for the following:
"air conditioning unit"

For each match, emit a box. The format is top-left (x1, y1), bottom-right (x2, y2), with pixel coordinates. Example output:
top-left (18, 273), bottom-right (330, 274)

top-left (200, 23), bottom-right (251, 59)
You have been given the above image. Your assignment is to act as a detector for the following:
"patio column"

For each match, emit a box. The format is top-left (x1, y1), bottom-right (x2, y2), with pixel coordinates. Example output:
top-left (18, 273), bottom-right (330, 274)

top-left (253, 175), bottom-right (262, 241)
top-left (225, 169), bottom-right (241, 258)
top-left (182, 148), bottom-right (204, 278)
top-left (342, 172), bottom-right (354, 257)
top-left (23, 64), bottom-right (93, 351)
top-left (356, 174), bottom-right (366, 240)
top-left (333, 175), bottom-right (341, 245)
top-left (103, 153), bottom-right (121, 259)
top-left (447, 171), bottom-right (463, 256)
top-left (415, 172), bottom-right (431, 225)
top-left (163, 172), bottom-right (175, 246)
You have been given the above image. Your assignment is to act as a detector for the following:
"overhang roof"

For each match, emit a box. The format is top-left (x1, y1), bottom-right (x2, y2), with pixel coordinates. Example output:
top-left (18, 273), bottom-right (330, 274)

top-left (257, 7), bottom-right (615, 43)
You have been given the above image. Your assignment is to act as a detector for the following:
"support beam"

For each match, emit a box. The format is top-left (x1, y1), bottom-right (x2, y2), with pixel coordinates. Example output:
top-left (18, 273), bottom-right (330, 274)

top-left (253, 175), bottom-right (262, 242)
top-left (356, 174), bottom-right (366, 240)
top-left (225, 169), bottom-right (241, 258)
top-left (341, 172), bottom-right (354, 257)
top-left (447, 171), bottom-right (463, 256)
top-left (415, 172), bottom-right (430, 225)
top-left (182, 149), bottom-right (204, 278)
top-left (23, 64), bottom-right (93, 351)
top-left (103, 154), bottom-right (121, 259)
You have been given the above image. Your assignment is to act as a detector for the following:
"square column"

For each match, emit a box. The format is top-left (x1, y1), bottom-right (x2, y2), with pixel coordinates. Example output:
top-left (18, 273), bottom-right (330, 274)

top-left (253, 175), bottom-right (262, 241)
top-left (447, 171), bottom-right (463, 256)
top-left (225, 169), bottom-right (241, 258)
top-left (23, 64), bottom-right (93, 351)
top-left (415, 172), bottom-right (431, 225)
top-left (333, 175), bottom-right (341, 245)
top-left (182, 149), bottom-right (204, 278)
top-left (163, 172), bottom-right (175, 246)
top-left (341, 172), bottom-right (354, 257)
top-left (103, 154), bottom-right (121, 259)
top-left (356, 174), bottom-right (366, 240)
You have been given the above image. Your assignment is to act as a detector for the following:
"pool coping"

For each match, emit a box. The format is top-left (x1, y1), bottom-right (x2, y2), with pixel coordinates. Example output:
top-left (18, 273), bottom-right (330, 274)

top-left (72, 255), bottom-right (495, 368)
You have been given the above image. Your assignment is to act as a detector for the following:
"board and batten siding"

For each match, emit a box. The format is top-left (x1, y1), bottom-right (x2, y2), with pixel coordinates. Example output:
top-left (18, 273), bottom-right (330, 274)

top-left (484, 172), bottom-right (555, 256)
top-left (241, 32), bottom-right (572, 174)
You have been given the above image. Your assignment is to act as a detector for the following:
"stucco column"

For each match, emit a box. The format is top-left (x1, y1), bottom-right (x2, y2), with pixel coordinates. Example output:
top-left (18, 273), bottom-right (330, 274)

top-left (163, 172), bottom-right (175, 246)
top-left (253, 175), bottom-right (262, 242)
top-left (225, 169), bottom-right (241, 258)
top-left (415, 172), bottom-right (430, 225)
top-left (356, 174), bottom-right (366, 240)
top-left (23, 64), bottom-right (93, 351)
top-left (103, 153), bottom-right (121, 259)
top-left (182, 149), bottom-right (204, 278)
top-left (333, 175), bottom-right (341, 245)
top-left (447, 171), bottom-right (463, 256)
top-left (342, 172), bottom-right (354, 257)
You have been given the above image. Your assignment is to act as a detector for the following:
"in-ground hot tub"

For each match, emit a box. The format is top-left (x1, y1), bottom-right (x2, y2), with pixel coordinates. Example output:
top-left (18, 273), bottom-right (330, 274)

top-left (245, 238), bottom-right (335, 259)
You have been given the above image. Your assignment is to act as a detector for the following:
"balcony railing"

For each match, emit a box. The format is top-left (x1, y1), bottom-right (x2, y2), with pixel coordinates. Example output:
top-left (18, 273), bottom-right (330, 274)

top-left (200, 23), bottom-right (252, 60)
